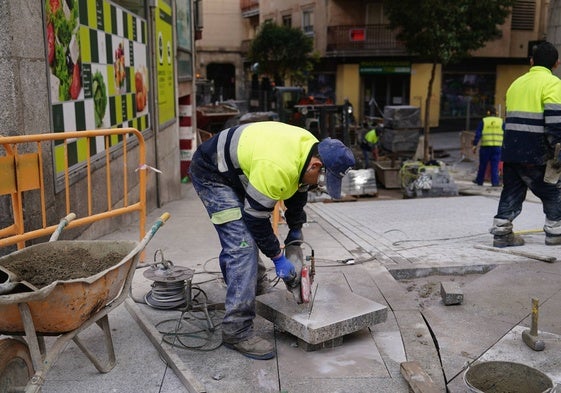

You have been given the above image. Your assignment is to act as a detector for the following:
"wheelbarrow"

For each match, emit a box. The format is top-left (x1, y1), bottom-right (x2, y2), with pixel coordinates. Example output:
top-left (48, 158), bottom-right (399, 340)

top-left (0, 213), bottom-right (170, 393)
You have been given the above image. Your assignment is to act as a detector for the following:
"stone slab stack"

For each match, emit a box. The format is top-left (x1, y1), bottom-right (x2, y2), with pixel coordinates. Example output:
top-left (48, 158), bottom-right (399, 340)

top-left (381, 105), bottom-right (421, 152)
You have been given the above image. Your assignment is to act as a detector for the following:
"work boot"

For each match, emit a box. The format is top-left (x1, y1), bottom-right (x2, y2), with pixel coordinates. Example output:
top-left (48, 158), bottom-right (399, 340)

top-left (493, 233), bottom-right (524, 248)
top-left (545, 234), bottom-right (561, 246)
top-left (223, 335), bottom-right (275, 360)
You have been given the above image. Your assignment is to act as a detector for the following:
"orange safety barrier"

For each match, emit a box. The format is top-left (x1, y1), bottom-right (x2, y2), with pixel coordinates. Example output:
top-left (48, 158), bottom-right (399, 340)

top-left (0, 128), bottom-right (146, 249)
top-left (272, 200), bottom-right (286, 236)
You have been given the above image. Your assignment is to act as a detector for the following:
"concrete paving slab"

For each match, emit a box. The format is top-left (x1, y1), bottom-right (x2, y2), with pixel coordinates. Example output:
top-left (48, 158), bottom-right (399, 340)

top-left (307, 195), bottom-right (557, 274)
top-left (422, 306), bottom-right (515, 381)
top-left (446, 263), bottom-right (561, 325)
top-left (393, 310), bottom-right (447, 391)
top-left (533, 288), bottom-right (561, 336)
top-left (41, 303), bottom-right (186, 393)
top-left (422, 262), bottom-right (561, 383)
top-left (276, 328), bottom-right (411, 393)
top-left (135, 300), bottom-right (280, 393)
top-left (256, 272), bottom-right (387, 345)
top-left (447, 326), bottom-right (561, 392)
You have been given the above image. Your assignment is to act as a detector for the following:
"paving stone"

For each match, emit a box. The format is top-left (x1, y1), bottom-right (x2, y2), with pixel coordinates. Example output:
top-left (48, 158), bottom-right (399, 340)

top-left (256, 282), bottom-right (387, 346)
top-left (440, 281), bottom-right (464, 305)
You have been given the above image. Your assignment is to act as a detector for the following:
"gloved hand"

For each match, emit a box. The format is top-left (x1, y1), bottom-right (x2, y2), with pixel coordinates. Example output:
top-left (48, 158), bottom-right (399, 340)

top-left (271, 254), bottom-right (297, 283)
top-left (284, 228), bottom-right (303, 245)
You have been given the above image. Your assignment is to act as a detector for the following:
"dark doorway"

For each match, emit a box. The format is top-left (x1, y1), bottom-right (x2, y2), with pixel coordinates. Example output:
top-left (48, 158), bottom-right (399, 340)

top-left (207, 63), bottom-right (236, 101)
top-left (363, 74), bottom-right (410, 118)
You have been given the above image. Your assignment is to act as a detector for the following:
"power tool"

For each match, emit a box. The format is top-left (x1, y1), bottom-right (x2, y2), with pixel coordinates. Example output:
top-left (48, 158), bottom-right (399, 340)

top-left (284, 241), bottom-right (315, 304)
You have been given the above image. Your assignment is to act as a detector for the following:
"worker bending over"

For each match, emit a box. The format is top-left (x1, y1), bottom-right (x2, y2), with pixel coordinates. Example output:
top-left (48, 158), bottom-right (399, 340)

top-left (189, 121), bottom-right (355, 359)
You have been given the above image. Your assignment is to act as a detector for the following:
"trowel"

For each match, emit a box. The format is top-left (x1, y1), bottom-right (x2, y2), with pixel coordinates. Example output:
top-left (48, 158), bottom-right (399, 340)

top-left (284, 241), bottom-right (315, 304)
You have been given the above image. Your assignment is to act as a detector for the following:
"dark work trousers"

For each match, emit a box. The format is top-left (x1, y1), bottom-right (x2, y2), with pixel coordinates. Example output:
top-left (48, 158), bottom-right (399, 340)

top-left (494, 162), bottom-right (561, 235)
top-left (189, 157), bottom-right (259, 343)
top-left (475, 146), bottom-right (502, 186)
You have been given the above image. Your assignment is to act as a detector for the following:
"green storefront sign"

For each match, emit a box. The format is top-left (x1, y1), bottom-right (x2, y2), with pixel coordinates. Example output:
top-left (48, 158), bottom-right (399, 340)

top-left (360, 62), bottom-right (411, 75)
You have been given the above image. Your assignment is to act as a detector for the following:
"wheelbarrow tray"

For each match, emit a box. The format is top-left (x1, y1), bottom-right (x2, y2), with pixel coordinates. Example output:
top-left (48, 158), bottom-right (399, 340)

top-left (0, 240), bottom-right (138, 334)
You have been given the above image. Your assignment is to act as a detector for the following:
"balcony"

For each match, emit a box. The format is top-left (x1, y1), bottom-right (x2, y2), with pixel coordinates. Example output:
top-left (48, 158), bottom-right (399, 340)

top-left (240, 0), bottom-right (259, 18)
top-left (326, 24), bottom-right (408, 57)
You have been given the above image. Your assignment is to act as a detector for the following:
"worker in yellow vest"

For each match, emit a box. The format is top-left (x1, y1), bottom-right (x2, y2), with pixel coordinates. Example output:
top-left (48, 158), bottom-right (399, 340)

top-left (472, 107), bottom-right (504, 187)
top-left (189, 122), bottom-right (355, 359)
top-left (359, 122), bottom-right (380, 168)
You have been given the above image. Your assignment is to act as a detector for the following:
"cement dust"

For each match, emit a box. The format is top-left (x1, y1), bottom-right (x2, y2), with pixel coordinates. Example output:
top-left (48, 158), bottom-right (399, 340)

top-left (0, 248), bottom-right (127, 288)
top-left (399, 274), bottom-right (483, 308)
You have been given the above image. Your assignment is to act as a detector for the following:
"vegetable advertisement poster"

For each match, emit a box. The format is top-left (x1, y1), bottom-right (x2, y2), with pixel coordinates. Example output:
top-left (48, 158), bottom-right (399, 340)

top-left (45, 0), bottom-right (149, 173)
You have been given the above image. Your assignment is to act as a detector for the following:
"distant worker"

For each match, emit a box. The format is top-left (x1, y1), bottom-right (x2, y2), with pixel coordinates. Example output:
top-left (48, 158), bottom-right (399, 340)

top-left (490, 41), bottom-right (561, 248)
top-left (359, 122), bottom-right (380, 169)
top-left (189, 121), bottom-right (355, 359)
top-left (472, 107), bottom-right (504, 187)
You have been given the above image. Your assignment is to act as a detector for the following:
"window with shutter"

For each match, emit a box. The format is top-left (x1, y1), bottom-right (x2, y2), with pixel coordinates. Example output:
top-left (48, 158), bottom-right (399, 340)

top-left (511, 0), bottom-right (536, 31)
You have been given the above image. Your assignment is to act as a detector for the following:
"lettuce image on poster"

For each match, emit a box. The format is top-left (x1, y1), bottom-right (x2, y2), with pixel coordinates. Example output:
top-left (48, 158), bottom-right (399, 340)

top-left (92, 71), bottom-right (107, 128)
top-left (45, 0), bottom-right (81, 102)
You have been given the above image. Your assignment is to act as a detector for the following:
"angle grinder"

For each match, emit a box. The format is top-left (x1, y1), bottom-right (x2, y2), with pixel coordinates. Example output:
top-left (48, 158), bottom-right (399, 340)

top-left (284, 241), bottom-right (315, 304)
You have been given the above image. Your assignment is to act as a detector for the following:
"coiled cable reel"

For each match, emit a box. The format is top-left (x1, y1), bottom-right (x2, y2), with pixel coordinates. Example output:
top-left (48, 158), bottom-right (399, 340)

top-left (143, 249), bottom-right (194, 310)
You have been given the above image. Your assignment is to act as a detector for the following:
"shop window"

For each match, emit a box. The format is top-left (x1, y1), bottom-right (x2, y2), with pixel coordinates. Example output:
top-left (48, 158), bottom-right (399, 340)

top-left (176, 0), bottom-right (193, 80)
top-left (440, 73), bottom-right (495, 119)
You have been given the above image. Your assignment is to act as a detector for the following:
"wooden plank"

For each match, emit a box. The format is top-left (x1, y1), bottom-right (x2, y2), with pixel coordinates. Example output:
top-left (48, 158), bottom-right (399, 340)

top-left (400, 361), bottom-right (442, 393)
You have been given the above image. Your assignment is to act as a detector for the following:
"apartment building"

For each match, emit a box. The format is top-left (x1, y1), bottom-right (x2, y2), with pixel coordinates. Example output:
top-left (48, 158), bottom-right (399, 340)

top-left (199, 0), bottom-right (550, 131)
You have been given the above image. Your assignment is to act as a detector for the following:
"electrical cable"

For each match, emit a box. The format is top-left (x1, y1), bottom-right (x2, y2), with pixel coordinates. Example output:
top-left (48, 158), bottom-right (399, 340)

top-left (155, 286), bottom-right (225, 351)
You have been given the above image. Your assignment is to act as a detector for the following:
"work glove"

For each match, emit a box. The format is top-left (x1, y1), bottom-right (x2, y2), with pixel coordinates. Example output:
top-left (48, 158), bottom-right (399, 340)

top-left (284, 228), bottom-right (303, 246)
top-left (271, 254), bottom-right (297, 284)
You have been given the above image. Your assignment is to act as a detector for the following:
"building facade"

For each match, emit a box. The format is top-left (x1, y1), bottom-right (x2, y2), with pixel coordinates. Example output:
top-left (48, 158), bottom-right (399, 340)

top-left (235, 0), bottom-right (551, 130)
top-left (0, 0), bottom-right (197, 240)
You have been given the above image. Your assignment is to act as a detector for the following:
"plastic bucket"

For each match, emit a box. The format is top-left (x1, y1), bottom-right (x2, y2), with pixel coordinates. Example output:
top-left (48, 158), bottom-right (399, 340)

top-left (464, 361), bottom-right (553, 393)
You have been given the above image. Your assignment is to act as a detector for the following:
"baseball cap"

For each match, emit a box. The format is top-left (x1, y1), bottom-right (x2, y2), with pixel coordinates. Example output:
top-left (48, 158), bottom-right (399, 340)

top-left (318, 138), bottom-right (355, 199)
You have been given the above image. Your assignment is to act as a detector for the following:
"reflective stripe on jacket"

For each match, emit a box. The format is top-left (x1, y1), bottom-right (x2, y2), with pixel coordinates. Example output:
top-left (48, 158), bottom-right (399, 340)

top-left (480, 116), bottom-right (504, 147)
top-left (503, 66), bottom-right (561, 164)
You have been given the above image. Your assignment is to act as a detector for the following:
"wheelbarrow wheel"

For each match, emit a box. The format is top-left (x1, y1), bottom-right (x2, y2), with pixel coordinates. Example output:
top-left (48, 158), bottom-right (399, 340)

top-left (0, 338), bottom-right (34, 392)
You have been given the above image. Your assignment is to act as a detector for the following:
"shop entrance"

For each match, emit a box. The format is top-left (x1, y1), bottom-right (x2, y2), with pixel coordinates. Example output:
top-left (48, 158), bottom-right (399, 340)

top-left (207, 63), bottom-right (236, 101)
top-left (363, 74), bottom-right (410, 119)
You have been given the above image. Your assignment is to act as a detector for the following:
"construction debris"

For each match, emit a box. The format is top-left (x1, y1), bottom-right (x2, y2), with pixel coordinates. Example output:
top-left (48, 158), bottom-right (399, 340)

top-left (440, 281), bottom-right (464, 306)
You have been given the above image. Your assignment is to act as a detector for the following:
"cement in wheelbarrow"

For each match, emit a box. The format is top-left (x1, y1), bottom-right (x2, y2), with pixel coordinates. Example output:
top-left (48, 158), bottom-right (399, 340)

top-left (0, 240), bottom-right (137, 334)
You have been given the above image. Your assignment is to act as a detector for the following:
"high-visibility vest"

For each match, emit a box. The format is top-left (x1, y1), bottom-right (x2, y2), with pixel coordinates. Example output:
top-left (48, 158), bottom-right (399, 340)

top-left (480, 116), bottom-right (503, 147)
top-left (364, 129), bottom-right (378, 145)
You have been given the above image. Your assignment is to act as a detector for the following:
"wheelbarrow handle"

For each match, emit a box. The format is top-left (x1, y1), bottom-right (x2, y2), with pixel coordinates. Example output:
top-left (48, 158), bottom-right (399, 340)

top-left (49, 212), bottom-right (77, 242)
top-left (133, 212), bottom-right (171, 256)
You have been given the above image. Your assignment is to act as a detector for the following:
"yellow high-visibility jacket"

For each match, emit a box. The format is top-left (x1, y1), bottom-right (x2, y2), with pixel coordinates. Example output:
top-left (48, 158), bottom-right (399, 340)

top-left (504, 66), bottom-right (561, 164)
top-left (194, 121), bottom-right (317, 257)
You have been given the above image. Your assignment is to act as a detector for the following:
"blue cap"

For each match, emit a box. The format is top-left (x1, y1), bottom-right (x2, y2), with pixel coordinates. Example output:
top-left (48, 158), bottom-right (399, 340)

top-left (318, 138), bottom-right (355, 199)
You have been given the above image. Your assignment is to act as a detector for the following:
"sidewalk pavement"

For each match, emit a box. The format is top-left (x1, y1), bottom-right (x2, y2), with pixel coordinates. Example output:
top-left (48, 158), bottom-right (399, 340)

top-left (40, 131), bottom-right (561, 393)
